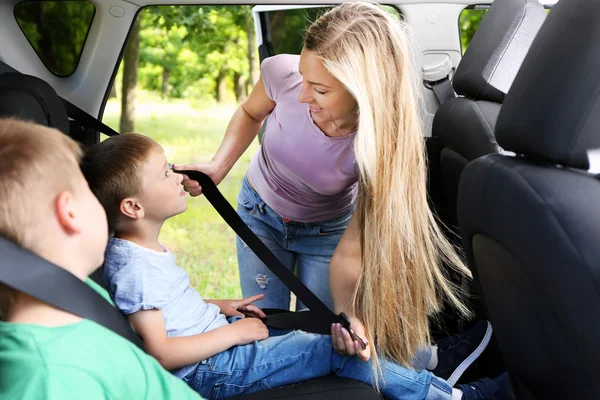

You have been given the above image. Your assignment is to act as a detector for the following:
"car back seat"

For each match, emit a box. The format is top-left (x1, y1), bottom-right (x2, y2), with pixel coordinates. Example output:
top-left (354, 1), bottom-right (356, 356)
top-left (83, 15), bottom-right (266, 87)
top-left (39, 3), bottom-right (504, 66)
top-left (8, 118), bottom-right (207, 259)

top-left (0, 72), bottom-right (69, 135)
top-left (458, 0), bottom-right (600, 396)
top-left (426, 0), bottom-right (546, 343)
top-left (429, 0), bottom-right (546, 235)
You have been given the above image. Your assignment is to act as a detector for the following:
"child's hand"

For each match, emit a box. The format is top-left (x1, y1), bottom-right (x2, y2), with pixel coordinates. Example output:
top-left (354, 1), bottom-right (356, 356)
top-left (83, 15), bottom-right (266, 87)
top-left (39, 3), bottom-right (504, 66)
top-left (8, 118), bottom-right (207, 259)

top-left (228, 294), bottom-right (266, 318)
top-left (231, 317), bottom-right (269, 345)
top-left (208, 294), bottom-right (267, 318)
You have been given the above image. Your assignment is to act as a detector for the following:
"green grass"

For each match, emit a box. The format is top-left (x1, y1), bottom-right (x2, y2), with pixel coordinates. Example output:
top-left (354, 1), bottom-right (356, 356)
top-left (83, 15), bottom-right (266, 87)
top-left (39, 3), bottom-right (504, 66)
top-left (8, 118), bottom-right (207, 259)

top-left (102, 97), bottom-right (258, 299)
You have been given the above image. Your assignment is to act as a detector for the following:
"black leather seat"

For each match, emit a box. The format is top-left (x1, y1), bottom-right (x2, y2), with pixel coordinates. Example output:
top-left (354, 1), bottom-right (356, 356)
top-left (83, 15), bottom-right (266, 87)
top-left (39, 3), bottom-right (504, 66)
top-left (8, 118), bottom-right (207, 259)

top-left (458, 0), bottom-right (600, 398)
top-left (0, 72), bottom-right (69, 135)
top-left (430, 0), bottom-right (546, 232)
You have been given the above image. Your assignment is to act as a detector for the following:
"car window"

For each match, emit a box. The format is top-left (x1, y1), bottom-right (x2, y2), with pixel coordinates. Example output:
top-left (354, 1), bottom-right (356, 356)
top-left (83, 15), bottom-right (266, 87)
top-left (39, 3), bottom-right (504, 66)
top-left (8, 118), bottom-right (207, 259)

top-left (264, 5), bottom-right (401, 56)
top-left (459, 7), bottom-right (488, 54)
top-left (14, 1), bottom-right (95, 77)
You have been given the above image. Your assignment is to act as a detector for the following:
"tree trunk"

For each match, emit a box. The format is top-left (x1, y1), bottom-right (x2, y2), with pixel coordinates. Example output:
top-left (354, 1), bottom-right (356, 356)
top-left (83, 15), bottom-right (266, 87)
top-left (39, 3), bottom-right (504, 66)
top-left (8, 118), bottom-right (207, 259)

top-left (245, 12), bottom-right (259, 88)
top-left (162, 68), bottom-right (170, 98)
top-left (215, 67), bottom-right (228, 103)
top-left (120, 18), bottom-right (140, 133)
top-left (234, 72), bottom-right (247, 102)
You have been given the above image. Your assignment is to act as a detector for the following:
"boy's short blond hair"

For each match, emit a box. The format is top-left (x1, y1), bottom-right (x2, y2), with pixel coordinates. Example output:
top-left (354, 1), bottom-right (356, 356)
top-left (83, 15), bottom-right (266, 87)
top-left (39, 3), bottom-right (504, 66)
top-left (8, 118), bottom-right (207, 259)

top-left (0, 118), bottom-right (83, 250)
top-left (81, 133), bottom-right (162, 233)
top-left (0, 118), bottom-right (83, 319)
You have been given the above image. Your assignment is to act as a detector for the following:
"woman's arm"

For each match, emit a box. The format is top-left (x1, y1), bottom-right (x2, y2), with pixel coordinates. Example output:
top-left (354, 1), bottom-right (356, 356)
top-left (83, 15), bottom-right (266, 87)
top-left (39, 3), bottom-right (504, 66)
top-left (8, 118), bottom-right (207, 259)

top-left (329, 213), bottom-right (362, 315)
top-left (128, 309), bottom-right (269, 370)
top-left (177, 76), bottom-right (276, 194)
top-left (329, 214), bottom-right (371, 361)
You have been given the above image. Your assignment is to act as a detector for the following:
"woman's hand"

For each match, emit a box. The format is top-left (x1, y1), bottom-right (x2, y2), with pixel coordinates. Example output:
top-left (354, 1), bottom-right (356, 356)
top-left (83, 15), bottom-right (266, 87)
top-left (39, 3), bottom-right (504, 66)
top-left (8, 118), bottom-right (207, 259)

top-left (331, 315), bottom-right (371, 362)
top-left (208, 294), bottom-right (266, 319)
top-left (173, 161), bottom-right (225, 197)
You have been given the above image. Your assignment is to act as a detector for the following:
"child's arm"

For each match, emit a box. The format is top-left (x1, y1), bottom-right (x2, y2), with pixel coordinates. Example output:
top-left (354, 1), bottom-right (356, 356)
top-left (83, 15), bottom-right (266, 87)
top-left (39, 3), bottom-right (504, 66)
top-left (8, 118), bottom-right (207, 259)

top-left (128, 309), bottom-right (269, 370)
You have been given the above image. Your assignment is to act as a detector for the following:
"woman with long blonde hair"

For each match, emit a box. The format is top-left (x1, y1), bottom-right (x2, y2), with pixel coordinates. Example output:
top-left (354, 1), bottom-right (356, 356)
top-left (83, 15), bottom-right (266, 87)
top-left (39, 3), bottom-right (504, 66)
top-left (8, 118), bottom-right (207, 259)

top-left (180, 2), bottom-right (507, 398)
top-left (314, 2), bottom-right (470, 367)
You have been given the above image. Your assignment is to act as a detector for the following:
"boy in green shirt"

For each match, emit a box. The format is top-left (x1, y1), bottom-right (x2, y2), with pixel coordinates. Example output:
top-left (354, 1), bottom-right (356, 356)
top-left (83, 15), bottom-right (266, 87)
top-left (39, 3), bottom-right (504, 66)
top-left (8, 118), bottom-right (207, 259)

top-left (0, 118), bottom-right (202, 400)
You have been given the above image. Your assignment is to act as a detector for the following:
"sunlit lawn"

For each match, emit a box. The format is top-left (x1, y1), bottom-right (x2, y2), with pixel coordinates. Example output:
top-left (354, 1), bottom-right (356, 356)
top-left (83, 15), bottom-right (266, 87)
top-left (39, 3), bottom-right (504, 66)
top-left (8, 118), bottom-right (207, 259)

top-left (103, 97), bottom-right (258, 299)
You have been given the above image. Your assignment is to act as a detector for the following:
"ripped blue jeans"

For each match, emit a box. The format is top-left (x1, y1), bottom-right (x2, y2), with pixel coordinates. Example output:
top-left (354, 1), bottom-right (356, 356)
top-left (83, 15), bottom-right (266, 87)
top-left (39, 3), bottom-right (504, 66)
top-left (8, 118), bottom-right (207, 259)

top-left (236, 176), bottom-right (352, 311)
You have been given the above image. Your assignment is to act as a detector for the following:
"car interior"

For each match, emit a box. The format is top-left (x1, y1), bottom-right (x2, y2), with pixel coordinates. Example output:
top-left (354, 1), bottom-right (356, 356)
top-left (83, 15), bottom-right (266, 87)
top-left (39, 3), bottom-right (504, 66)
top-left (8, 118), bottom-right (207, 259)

top-left (2, 0), bottom-right (599, 398)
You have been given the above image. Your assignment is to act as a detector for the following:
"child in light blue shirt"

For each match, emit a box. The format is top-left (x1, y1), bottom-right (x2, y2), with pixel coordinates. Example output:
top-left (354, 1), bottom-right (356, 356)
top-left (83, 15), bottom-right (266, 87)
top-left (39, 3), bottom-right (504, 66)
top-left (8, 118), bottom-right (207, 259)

top-left (104, 237), bottom-right (228, 378)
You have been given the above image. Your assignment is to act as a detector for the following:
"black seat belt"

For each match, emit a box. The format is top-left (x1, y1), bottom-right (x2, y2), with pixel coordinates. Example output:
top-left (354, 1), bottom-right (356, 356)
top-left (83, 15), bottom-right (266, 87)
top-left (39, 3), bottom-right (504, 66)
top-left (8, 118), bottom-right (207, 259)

top-left (430, 78), bottom-right (455, 106)
top-left (177, 170), bottom-right (364, 343)
top-left (178, 170), bottom-right (339, 333)
top-left (63, 99), bottom-right (119, 137)
top-left (0, 236), bottom-right (144, 350)
top-left (0, 60), bottom-right (119, 137)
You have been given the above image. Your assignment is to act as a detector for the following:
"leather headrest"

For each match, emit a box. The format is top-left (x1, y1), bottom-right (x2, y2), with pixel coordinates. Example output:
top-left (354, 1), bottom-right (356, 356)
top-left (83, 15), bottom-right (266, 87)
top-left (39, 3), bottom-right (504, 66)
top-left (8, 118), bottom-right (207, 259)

top-left (0, 73), bottom-right (69, 135)
top-left (496, 0), bottom-right (600, 170)
top-left (453, 0), bottom-right (546, 103)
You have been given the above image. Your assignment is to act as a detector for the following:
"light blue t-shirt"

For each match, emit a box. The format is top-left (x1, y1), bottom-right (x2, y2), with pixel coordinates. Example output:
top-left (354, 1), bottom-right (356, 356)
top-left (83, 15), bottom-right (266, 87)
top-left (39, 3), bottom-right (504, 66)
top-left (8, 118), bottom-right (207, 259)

top-left (103, 237), bottom-right (228, 378)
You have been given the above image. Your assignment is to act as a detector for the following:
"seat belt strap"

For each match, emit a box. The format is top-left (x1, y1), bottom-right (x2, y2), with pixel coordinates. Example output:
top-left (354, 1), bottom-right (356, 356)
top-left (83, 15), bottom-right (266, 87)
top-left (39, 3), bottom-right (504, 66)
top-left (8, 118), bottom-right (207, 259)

top-left (423, 55), bottom-right (456, 106)
top-left (63, 99), bottom-right (119, 137)
top-left (431, 78), bottom-right (455, 106)
top-left (0, 236), bottom-right (144, 350)
top-left (178, 170), bottom-right (340, 331)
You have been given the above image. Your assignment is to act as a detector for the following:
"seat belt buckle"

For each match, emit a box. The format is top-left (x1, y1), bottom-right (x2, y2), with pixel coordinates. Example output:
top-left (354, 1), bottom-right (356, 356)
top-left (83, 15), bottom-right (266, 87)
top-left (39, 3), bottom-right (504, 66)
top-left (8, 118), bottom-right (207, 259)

top-left (338, 312), bottom-right (368, 350)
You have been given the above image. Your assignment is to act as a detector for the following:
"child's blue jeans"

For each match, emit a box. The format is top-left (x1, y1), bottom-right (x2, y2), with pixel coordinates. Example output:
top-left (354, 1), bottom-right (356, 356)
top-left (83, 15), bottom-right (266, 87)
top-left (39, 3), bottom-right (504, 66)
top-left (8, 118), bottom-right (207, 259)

top-left (183, 320), bottom-right (452, 400)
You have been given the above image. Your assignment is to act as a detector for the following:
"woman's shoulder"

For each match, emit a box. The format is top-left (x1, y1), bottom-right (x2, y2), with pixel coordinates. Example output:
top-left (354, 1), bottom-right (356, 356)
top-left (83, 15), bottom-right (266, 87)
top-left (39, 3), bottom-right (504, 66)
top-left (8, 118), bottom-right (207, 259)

top-left (261, 54), bottom-right (301, 101)
top-left (261, 53), bottom-right (300, 69)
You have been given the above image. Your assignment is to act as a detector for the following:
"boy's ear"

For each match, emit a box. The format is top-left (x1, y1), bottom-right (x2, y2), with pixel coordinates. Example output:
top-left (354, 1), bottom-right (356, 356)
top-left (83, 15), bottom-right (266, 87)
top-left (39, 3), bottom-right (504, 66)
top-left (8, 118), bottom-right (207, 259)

top-left (120, 198), bottom-right (145, 220)
top-left (55, 191), bottom-right (82, 234)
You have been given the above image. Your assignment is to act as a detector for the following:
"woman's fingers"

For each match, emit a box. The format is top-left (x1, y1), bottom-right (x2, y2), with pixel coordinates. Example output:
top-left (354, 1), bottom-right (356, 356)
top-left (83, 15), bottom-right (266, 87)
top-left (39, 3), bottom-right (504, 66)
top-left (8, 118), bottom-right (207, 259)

top-left (334, 324), bottom-right (348, 355)
top-left (331, 324), bottom-right (343, 353)
top-left (354, 340), bottom-right (371, 362)
top-left (340, 327), bottom-right (356, 356)
top-left (173, 163), bottom-right (197, 171)
top-left (182, 180), bottom-right (203, 196)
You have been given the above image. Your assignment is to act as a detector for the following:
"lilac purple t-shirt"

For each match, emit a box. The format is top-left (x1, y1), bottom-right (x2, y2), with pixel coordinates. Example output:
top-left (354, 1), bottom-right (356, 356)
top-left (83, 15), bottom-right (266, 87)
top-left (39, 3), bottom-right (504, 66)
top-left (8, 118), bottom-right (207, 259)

top-left (247, 54), bottom-right (359, 223)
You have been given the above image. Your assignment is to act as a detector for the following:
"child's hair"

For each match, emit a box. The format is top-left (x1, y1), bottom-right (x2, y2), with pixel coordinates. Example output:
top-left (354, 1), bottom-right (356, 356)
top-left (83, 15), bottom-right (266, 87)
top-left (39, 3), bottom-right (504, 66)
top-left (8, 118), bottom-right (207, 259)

top-left (81, 133), bottom-right (162, 233)
top-left (0, 118), bottom-right (83, 318)
top-left (0, 118), bottom-right (83, 250)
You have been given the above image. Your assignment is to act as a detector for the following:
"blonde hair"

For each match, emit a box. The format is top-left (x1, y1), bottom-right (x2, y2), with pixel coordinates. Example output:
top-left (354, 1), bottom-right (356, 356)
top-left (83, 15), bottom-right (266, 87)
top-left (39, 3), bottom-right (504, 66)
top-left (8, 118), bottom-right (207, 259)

top-left (0, 118), bottom-right (83, 251)
top-left (81, 133), bottom-right (162, 233)
top-left (0, 118), bottom-right (83, 318)
top-left (305, 2), bottom-right (472, 379)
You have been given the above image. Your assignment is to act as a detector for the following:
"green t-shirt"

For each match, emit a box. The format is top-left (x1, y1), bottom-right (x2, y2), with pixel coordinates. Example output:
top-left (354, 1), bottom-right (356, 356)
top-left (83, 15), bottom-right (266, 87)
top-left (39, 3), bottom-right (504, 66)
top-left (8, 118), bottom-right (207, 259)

top-left (0, 279), bottom-right (202, 399)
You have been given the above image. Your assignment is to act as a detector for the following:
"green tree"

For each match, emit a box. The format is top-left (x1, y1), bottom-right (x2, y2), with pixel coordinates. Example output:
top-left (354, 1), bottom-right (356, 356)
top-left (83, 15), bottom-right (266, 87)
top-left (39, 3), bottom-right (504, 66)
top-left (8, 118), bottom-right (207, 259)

top-left (459, 9), bottom-right (488, 53)
top-left (121, 18), bottom-right (140, 133)
top-left (138, 6), bottom-right (256, 103)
